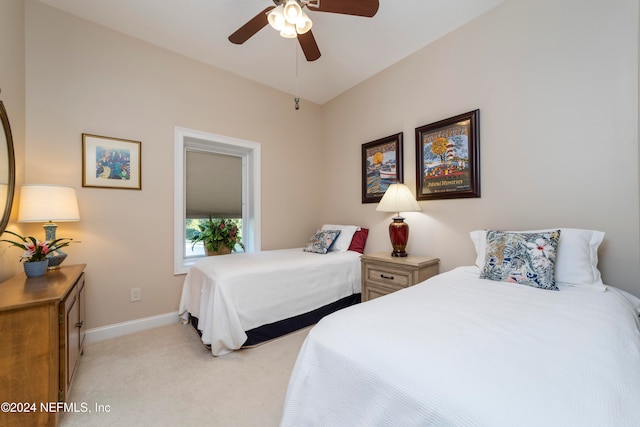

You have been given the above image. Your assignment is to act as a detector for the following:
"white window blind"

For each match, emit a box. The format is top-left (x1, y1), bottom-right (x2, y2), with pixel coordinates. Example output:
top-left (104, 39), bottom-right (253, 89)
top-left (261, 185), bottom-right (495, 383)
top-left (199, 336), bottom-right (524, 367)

top-left (186, 150), bottom-right (242, 218)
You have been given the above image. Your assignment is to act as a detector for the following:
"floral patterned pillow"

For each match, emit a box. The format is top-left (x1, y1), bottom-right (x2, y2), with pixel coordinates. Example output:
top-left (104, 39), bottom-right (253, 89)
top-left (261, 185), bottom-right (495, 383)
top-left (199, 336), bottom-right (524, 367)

top-left (303, 230), bottom-right (341, 254)
top-left (479, 229), bottom-right (561, 291)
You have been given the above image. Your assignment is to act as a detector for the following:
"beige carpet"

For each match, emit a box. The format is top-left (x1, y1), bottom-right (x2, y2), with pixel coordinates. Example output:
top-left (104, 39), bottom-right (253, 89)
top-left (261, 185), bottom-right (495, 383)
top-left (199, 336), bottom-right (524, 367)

top-left (59, 323), bottom-right (310, 427)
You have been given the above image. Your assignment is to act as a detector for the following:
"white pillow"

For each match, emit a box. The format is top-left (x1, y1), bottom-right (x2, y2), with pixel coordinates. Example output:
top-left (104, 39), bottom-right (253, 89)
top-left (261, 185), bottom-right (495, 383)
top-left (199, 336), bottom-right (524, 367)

top-left (321, 224), bottom-right (359, 253)
top-left (470, 229), bottom-right (488, 269)
top-left (470, 228), bottom-right (605, 287)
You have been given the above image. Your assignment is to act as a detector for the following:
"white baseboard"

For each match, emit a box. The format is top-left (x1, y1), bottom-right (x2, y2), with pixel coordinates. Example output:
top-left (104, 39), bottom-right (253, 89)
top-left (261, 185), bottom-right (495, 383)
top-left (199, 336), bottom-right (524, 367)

top-left (84, 311), bottom-right (180, 344)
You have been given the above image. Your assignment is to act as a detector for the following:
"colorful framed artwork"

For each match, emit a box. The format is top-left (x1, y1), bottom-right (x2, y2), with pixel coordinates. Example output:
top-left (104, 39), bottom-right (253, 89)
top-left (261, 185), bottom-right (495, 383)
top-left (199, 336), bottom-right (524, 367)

top-left (415, 110), bottom-right (480, 200)
top-left (82, 133), bottom-right (141, 190)
top-left (362, 132), bottom-right (403, 203)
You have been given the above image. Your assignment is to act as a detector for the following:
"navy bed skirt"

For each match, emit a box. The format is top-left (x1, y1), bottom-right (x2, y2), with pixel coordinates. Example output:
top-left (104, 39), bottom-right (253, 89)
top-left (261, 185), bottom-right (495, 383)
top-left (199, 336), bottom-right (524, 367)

top-left (188, 293), bottom-right (361, 348)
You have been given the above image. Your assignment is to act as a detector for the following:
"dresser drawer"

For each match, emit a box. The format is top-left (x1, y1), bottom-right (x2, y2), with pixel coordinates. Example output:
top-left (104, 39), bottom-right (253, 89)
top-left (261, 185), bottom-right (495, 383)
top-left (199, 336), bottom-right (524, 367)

top-left (365, 265), bottom-right (411, 288)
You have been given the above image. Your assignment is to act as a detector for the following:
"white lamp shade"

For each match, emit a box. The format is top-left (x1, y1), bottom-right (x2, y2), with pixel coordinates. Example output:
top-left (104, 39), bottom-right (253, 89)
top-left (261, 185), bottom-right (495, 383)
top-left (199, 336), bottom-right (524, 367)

top-left (284, 0), bottom-right (302, 24)
top-left (295, 11), bottom-right (313, 34)
top-left (267, 5), bottom-right (286, 31)
top-left (280, 21), bottom-right (298, 38)
top-left (376, 184), bottom-right (422, 213)
top-left (0, 184), bottom-right (6, 206)
top-left (18, 185), bottom-right (80, 222)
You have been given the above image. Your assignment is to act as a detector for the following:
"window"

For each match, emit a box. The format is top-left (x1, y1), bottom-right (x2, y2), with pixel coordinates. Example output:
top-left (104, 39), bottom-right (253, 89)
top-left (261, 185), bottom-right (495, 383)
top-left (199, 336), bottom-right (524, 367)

top-left (185, 151), bottom-right (242, 257)
top-left (174, 127), bottom-right (261, 274)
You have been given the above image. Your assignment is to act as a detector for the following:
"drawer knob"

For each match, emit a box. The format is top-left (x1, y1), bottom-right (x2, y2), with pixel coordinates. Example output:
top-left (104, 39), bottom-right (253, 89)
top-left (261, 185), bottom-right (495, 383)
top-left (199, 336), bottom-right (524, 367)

top-left (380, 274), bottom-right (394, 280)
top-left (75, 321), bottom-right (84, 328)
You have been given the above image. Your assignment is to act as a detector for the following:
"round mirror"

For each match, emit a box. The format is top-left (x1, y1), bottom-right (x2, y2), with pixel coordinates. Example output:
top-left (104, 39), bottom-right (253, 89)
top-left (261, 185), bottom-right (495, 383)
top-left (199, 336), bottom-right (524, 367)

top-left (0, 100), bottom-right (16, 235)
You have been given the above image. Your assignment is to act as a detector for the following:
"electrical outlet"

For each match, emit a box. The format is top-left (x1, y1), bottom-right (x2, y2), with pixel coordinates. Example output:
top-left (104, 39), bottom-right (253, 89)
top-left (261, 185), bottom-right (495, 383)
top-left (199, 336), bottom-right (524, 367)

top-left (130, 287), bottom-right (141, 302)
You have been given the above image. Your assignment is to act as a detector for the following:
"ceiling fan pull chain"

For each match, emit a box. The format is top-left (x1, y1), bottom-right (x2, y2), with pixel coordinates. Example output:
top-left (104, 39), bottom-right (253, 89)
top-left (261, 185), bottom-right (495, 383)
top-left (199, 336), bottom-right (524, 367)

top-left (295, 43), bottom-right (301, 110)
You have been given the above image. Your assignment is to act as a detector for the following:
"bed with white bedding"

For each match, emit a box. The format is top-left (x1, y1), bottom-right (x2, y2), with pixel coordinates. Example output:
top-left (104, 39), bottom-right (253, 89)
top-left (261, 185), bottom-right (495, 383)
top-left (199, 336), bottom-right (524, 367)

top-left (281, 228), bottom-right (640, 426)
top-left (178, 247), bottom-right (362, 356)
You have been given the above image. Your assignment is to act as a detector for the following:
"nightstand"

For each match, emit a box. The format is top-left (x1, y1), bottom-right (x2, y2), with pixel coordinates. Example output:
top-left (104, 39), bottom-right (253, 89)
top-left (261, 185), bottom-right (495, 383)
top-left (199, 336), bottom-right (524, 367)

top-left (360, 253), bottom-right (439, 302)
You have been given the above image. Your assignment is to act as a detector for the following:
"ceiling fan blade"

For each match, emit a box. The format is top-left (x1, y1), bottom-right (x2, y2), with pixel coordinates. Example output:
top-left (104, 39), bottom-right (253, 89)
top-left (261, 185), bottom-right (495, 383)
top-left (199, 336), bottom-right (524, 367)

top-left (307, 0), bottom-right (379, 17)
top-left (228, 6), bottom-right (275, 44)
top-left (298, 31), bottom-right (321, 61)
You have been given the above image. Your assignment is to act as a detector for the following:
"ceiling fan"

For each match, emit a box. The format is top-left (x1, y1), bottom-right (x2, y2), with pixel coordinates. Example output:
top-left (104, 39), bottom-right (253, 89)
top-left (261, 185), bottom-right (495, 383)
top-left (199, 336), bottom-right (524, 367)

top-left (228, 0), bottom-right (380, 62)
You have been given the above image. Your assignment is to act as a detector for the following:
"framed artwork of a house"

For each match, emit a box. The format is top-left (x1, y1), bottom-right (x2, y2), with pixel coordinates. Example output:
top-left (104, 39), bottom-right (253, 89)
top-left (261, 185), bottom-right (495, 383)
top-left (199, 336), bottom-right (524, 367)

top-left (82, 133), bottom-right (141, 190)
top-left (362, 132), bottom-right (403, 203)
top-left (415, 110), bottom-right (480, 200)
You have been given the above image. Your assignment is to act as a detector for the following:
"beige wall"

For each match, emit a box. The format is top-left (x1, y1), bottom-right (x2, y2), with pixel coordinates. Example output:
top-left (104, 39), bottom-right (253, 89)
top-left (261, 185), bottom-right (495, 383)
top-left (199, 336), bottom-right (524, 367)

top-left (321, 0), bottom-right (640, 296)
top-left (0, 0), bottom-right (26, 281)
top-left (16, 0), bottom-right (324, 329)
top-left (1, 0), bottom-right (639, 332)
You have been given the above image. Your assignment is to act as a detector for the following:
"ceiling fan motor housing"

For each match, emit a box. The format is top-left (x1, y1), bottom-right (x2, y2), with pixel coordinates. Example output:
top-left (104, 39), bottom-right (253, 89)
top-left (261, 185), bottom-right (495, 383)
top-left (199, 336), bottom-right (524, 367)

top-left (273, 0), bottom-right (314, 6)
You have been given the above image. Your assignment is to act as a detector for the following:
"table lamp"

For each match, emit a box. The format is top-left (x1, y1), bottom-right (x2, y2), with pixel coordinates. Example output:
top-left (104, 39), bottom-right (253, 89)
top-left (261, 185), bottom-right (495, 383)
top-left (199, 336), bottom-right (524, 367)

top-left (18, 185), bottom-right (80, 269)
top-left (376, 183), bottom-right (421, 257)
top-left (0, 184), bottom-right (7, 211)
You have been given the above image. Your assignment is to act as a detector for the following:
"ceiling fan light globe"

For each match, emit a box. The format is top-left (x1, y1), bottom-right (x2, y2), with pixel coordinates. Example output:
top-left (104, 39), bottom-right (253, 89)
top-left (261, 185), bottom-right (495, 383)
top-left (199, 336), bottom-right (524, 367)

top-left (280, 22), bottom-right (298, 38)
top-left (267, 5), bottom-right (286, 31)
top-left (284, 0), bottom-right (302, 24)
top-left (295, 11), bottom-right (312, 34)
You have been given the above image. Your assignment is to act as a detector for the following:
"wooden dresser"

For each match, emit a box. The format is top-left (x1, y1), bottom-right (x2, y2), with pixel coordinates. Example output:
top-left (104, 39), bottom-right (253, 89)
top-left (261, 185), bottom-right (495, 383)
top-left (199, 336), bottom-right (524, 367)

top-left (361, 253), bottom-right (439, 302)
top-left (0, 264), bottom-right (86, 427)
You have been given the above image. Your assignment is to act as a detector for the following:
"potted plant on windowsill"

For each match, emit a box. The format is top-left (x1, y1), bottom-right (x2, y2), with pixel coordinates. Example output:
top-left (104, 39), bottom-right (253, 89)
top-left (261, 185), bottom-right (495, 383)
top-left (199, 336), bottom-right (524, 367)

top-left (0, 230), bottom-right (72, 277)
top-left (191, 217), bottom-right (244, 256)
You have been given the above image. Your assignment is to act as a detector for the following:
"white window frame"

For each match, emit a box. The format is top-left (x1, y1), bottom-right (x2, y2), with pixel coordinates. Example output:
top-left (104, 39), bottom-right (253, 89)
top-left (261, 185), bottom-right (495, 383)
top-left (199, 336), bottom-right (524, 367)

top-left (174, 127), bottom-right (261, 274)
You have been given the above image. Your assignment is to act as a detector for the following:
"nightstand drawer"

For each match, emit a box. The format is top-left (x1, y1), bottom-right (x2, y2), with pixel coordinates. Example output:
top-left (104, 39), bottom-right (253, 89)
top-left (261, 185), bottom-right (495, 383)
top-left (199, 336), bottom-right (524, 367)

top-left (363, 284), bottom-right (396, 301)
top-left (360, 253), bottom-right (440, 302)
top-left (366, 266), bottom-right (411, 288)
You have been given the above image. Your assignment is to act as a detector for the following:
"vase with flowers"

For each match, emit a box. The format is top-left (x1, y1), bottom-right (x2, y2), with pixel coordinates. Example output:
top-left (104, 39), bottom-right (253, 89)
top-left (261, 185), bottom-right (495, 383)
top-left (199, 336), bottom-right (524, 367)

top-left (191, 217), bottom-right (244, 256)
top-left (0, 230), bottom-right (72, 277)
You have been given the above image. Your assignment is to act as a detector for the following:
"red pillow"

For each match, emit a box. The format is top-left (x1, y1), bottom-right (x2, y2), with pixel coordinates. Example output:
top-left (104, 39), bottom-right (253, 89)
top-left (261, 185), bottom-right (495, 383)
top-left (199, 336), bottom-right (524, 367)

top-left (348, 228), bottom-right (369, 254)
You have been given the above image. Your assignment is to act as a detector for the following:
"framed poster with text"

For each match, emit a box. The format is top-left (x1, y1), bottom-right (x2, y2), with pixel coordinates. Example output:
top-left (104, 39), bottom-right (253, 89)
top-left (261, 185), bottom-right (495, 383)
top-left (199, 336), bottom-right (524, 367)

top-left (415, 110), bottom-right (479, 200)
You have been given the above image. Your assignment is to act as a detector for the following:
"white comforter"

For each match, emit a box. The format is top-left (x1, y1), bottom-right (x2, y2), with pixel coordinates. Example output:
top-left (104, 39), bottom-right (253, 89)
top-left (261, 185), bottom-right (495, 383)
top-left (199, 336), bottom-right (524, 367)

top-left (281, 267), bottom-right (640, 426)
top-left (178, 249), bottom-right (361, 356)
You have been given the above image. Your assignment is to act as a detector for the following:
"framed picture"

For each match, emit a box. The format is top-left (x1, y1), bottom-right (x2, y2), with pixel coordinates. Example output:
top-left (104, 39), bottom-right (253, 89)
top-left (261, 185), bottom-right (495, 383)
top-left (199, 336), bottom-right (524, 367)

top-left (415, 110), bottom-right (480, 200)
top-left (362, 132), bottom-right (403, 203)
top-left (82, 134), bottom-right (141, 190)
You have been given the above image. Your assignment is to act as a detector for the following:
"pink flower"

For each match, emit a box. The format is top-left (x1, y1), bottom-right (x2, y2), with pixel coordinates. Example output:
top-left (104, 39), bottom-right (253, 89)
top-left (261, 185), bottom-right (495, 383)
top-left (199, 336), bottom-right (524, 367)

top-left (21, 240), bottom-right (49, 259)
top-left (1, 230), bottom-right (72, 262)
top-left (40, 241), bottom-right (51, 254)
top-left (22, 249), bottom-right (36, 259)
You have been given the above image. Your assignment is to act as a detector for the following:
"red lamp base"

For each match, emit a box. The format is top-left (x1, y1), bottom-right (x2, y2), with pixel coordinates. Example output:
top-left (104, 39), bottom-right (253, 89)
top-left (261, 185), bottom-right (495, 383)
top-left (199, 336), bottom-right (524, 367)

top-left (389, 216), bottom-right (409, 257)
